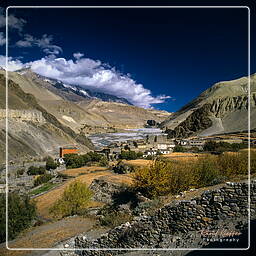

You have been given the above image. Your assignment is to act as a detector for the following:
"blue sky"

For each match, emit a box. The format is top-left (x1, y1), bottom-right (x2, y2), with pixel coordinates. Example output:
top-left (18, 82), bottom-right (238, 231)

top-left (0, 6), bottom-right (253, 111)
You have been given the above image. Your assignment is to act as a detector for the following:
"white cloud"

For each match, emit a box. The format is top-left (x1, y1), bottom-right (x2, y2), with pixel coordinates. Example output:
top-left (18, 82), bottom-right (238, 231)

top-left (0, 32), bottom-right (5, 46)
top-left (28, 55), bottom-right (171, 108)
top-left (16, 34), bottom-right (62, 55)
top-left (73, 52), bottom-right (84, 59)
top-left (16, 34), bottom-right (62, 54)
top-left (0, 7), bottom-right (26, 32)
top-left (0, 55), bottom-right (25, 71)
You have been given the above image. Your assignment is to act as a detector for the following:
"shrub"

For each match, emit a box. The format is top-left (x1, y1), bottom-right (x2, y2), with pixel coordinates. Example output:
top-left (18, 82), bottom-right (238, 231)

top-left (112, 162), bottom-right (134, 174)
top-left (27, 166), bottom-right (46, 175)
top-left (16, 168), bottom-right (25, 176)
top-left (193, 156), bottom-right (221, 186)
top-left (134, 151), bottom-right (251, 198)
top-left (34, 174), bottom-right (54, 187)
top-left (99, 155), bottom-right (109, 167)
top-left (218, 152), bottom-right (248, 176)
top-left (173, 145), bottom-right (186, 152)
top-left (203, 141), bottom-right (247, 153)
top-left (119, 150), bottom-right (143, 160)
top-left (45, 156), bottom-right (58, 170)
top-left (98, 205), bottom-right (132, 228)
top-left (64, 152), bottom-right (103, 169)
top-left (49, 181), bottom-right (93, 219)
top-left (134, 160), bottom-right (173, 197)
top-left (0, 193), bottom-right (36, 243)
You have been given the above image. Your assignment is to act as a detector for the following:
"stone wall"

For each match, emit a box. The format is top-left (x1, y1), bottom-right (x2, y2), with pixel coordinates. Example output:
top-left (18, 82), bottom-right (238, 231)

top-left (72, 180), bottom-right (256, 255)
top-left (0, 109), bottom-right (45, 123)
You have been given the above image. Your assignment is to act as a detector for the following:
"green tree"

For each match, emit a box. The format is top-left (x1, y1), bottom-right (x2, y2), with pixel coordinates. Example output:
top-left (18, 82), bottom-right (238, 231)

top-left (173, 145), bottom-right (185, 152)
top-left (0, 193), bottom-right (36, 242)
top-left (50, 181), bottom-right (93, 219)
top-left (27, 166), bottom-right (46, 175)
top-left (45, 156), bottom-right (58, 170)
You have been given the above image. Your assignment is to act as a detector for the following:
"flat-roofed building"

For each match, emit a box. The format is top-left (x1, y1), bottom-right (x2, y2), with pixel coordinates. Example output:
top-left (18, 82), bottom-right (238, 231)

top-left (59, 147), bottom-right (78, 158)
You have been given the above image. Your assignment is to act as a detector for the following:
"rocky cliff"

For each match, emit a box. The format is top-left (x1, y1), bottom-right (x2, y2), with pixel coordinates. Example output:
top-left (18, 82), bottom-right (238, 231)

top-left (162, 74), bottom-right (256, 138)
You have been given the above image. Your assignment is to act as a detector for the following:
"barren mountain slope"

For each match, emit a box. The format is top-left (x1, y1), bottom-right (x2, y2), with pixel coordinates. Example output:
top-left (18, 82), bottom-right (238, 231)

top-left (161, 74), bottom-right (256, 137)
top-left (0, 74), bottom-right (94, 163)
top-left (78, 99), bottom-right (171, 129)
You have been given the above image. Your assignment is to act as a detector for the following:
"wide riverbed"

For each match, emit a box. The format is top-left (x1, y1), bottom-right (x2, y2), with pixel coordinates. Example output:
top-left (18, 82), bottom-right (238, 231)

top-left (89, 128), bottom-right (164, 148)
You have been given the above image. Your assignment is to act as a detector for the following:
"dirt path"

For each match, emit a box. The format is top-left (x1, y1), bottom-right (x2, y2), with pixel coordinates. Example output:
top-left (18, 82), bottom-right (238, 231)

top-left (0, 216), bottom-right (97, 256)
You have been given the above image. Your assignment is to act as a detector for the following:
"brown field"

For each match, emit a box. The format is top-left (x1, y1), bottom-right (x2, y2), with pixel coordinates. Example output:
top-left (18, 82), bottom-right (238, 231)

top-left (61, 166), bottom-right (108, 177)
top-left (123, 153), bottom-right (206, 167)
top-left (162, 152), bottom-right (208, 161)
top-left (34, 168), bottom-right (133, 219)
top-left (123, 159), bottom-right (153, 167)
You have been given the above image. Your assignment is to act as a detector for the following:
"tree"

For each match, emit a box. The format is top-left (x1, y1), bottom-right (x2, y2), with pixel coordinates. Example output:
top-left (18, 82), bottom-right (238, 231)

top-left (173, 145), bottom-right (185, 152)
top-left (45, 156), bottom-right (58, 170)
top-left (27, 166), bottom-right (46, 175)
top-left (0, 193), bottom-right (36, 242)
top-left (49, 181), bottom-right (93, 218)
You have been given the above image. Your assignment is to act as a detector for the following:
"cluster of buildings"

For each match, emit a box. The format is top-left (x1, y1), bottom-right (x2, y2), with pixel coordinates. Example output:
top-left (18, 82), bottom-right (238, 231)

top-left (58, 133), bottom-right (254, 162)
top-left (95, 134), bottom-right (176, 160)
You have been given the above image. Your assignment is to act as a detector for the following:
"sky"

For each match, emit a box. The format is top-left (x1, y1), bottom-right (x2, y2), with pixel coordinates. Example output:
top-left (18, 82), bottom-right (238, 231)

top-left (0, 4), bottom-right (254, 112)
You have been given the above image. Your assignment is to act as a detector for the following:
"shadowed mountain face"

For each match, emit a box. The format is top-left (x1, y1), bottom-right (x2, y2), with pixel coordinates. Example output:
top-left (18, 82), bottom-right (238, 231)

top-left (161, 74), bottom-right (256, 138)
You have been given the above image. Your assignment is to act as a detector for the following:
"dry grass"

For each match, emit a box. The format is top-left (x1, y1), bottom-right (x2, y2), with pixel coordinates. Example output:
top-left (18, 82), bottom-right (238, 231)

top-left (0, 216), bottom-right (98, 256)
top-left (162, 152), bottom-right (208, 162)
top-left (123, 159), bottom-right (153, 167)
top-left (61, 166), bottom-right (108, 177)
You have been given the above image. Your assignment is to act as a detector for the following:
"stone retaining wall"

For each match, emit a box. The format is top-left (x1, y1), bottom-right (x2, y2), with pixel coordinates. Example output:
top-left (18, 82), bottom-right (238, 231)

top-left (73, 180), bottom-right (256, 255)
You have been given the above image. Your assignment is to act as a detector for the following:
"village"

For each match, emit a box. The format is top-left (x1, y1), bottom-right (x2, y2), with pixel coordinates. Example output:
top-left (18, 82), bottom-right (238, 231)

top-left (1, 129), bottom-right (255, 196)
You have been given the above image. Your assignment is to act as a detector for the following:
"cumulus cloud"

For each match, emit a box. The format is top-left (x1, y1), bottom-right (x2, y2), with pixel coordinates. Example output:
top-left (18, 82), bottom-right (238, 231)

top-left (73, 52), bottom-right (84, 59)
top-left (0, 7), bottom-right (26, 32)
top-left (16, 34), bottom-right (62, 55)
top-left (0, 55), bottom-right (25, 71)
top-left (29, 55), bottom-right (170, 108)
top-left (0, 32), bottom-right (5, 46)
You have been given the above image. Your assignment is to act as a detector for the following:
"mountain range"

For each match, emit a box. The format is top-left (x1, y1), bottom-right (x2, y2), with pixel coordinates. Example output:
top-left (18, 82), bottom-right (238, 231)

top-left (0, 68), bottom-right (171, 163)
top-left (160, 73), bottom-right (256, 138)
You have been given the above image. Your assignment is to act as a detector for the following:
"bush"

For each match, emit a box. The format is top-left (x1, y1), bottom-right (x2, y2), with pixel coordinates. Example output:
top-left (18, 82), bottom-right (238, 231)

top-left (99, 155), bottom-right (109, 167)
top-left (45, 156), bottom-right (58, 170)
top-left (64, 152), bottom-right (104, 169)
top-left (49, 181), bottom-right (93, 219)
top-left (134, 160), bottom-right (173, 197)
top-left (16, 168), bottom-right (25, 176)
top-left (27, 166), bottom-right (46, 175)
top-left (112, 162), bottom-right (134, 174)
top-left (34, 174), bottom-right (54, 187)
top-left (0, 193), bottom-right (36, 243)
top-left (193, 156), bottom-right (221, 186)
top-left (173, 145), bottom-right (186, 152)
top-left (98, 205), bottom-right (132, 228)
top-left (203, 141), bottom-right (247, 153)
top-left (119, 150), bottom-right (143, 160)
top-left (133, 151), bottom-right (252, 198)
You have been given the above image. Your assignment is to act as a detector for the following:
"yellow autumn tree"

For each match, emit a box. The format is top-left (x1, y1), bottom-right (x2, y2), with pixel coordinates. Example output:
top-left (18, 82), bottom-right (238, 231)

top-left (50, 181), bottom-right (93, 219)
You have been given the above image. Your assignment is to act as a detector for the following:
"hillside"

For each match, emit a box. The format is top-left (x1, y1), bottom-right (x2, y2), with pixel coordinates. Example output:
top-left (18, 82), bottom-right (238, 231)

top-left (0, 74), bottom-right (94, 163)
top-left (161, 74), bottom-right (256, 138)
top-left (0, 70), bottom-right (171, 132)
